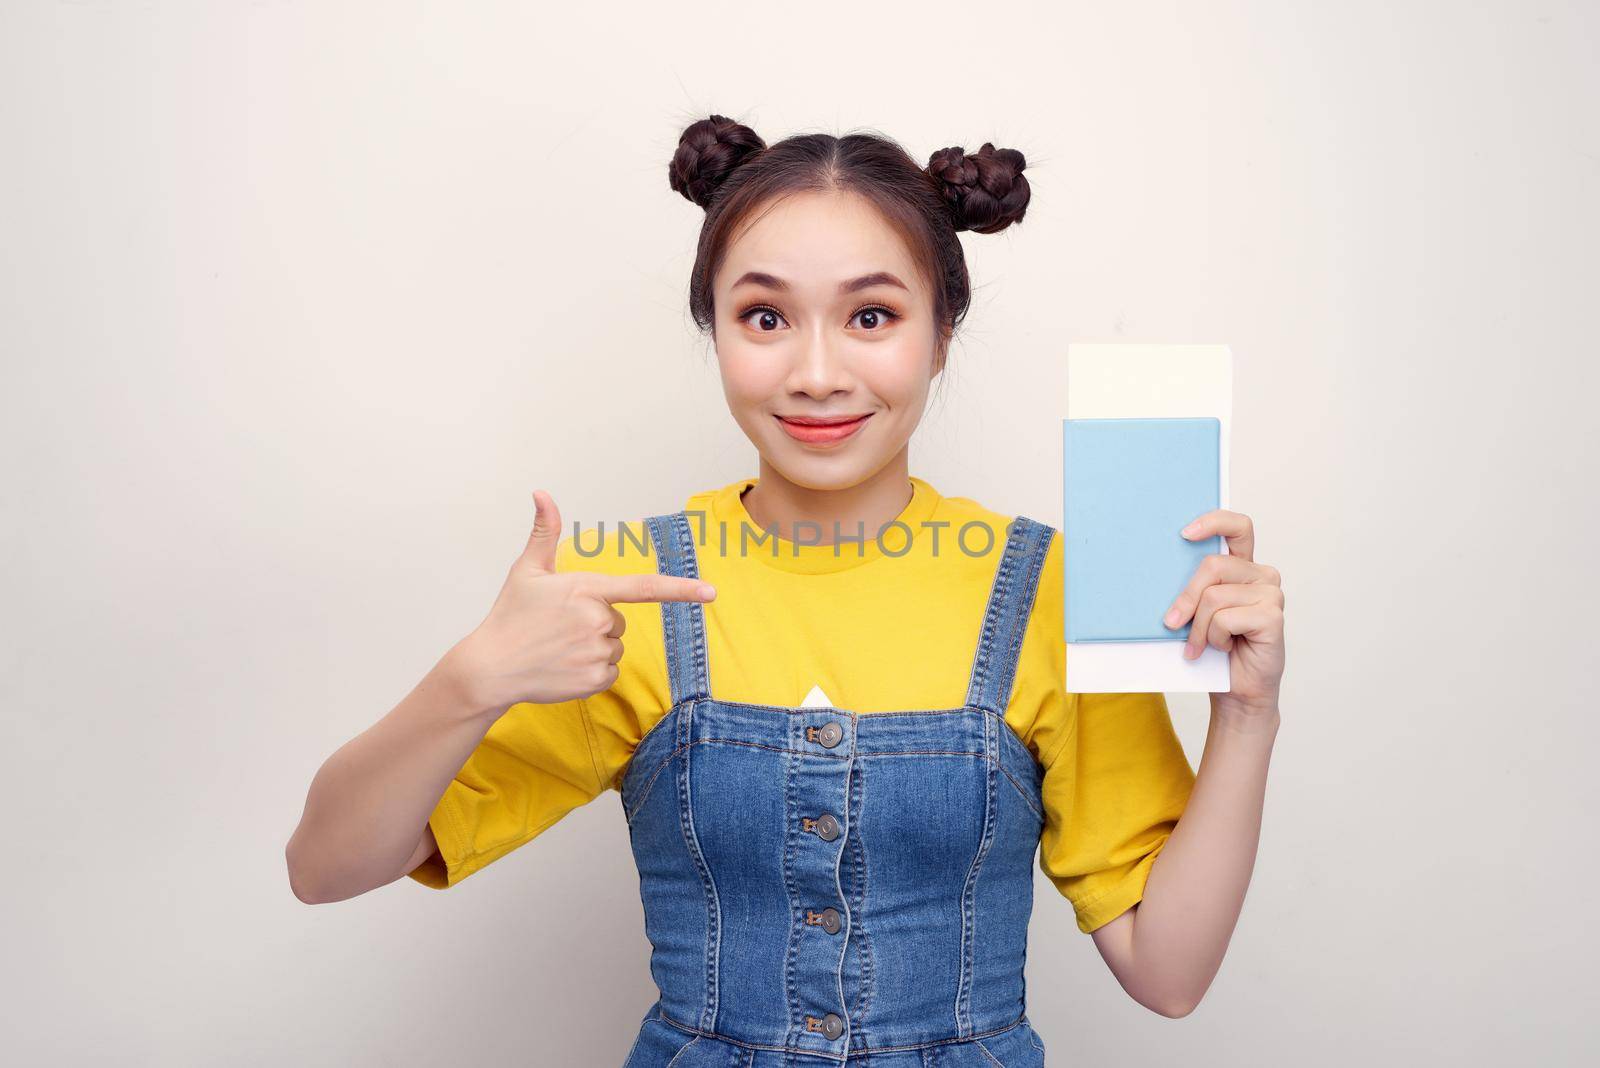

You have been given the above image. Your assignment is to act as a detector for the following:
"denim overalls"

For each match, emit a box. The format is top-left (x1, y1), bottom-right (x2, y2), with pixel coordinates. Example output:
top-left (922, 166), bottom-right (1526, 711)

top-left (619, 509), bottom-right (1055, 1067)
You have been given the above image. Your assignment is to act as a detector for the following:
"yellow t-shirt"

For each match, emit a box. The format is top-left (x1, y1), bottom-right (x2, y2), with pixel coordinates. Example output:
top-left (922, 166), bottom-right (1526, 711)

top-left (408, 475), bottom-right (1195, 933)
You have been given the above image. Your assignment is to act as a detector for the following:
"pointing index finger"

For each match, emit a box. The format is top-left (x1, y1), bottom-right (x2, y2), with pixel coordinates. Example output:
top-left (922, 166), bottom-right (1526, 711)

top-left (585, 572), bottom-right (717, 604)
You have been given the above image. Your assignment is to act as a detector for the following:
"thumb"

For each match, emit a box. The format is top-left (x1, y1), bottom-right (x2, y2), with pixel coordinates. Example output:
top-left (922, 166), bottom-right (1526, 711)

top-left (521, 489), bottom-right (563, 573)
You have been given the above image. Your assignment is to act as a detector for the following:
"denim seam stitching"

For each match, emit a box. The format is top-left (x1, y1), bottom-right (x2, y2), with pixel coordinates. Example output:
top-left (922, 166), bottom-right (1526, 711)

top-left (989, 520), bottom-right (1043, 717)
top-left (675, 702), bottom-right (721, 1031)
top-left (681, 701), bottom-right (988, 718)
top-left (965, 517), bottom-right (1019, 714)
top-left (972, 1036), bottom-right (1008, 1068)
top-left (995, 520), bottom-right (1052, 716)
top-left (650, 515), bottom-right (687, 709)
top-left (652, 1005), bottom-right (1029, 1056)
top-left (626, 739), bottom-right (1043, 826)
top-left (957, 519), bottom-right (1016, 1036)
top-left (625, 702), bottom-right (1046, 814)
top-left (955, 704), bottom-right (1001, 1036)
top-left (971, 518), bottom-right (1053, 720)
top-left (781, 725), bottom-right (802, 1050)
top-left (663, 1036), bottom-right (700, 1068)
top-left (851, 750), bottom-right (877, 1044)
top-left (621, 704), bottom-right (679, 825)
top-left (673, 511), bottom-right (712, 700)
top-left (830, 730), bottom-right (855, 1054)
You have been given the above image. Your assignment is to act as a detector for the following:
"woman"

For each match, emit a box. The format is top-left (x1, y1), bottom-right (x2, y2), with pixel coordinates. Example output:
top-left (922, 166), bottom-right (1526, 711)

top-left (285, 115), bottom-right (1286, 1067)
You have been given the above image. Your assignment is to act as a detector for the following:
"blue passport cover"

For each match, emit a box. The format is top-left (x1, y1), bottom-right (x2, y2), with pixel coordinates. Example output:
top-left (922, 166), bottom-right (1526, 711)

top-left (1063, 417), bottom-right (1222, 642)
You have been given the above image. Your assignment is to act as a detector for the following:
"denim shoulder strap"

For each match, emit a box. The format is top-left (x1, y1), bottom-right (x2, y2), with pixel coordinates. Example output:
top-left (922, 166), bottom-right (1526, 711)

top-left (643, 510), bottom-right (711, 707)
top-left (964, 515), bottom-right (1055, 716)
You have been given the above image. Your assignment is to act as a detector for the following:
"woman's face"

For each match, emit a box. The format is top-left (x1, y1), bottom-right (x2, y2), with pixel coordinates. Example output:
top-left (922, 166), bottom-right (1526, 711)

top-left (711, 189), bottom-right (944, 491)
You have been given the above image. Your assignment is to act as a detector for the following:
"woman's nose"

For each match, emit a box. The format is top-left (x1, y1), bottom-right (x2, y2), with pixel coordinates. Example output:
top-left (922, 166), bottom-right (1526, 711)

top-left (785, 331), bottom-right (852, 398)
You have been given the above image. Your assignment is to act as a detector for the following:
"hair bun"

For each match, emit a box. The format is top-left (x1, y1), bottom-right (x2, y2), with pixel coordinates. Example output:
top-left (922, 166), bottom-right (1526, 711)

top-left (926, 142), bottom-right (1030, 234)
top-left (669, 114), bottom-right (767, 210)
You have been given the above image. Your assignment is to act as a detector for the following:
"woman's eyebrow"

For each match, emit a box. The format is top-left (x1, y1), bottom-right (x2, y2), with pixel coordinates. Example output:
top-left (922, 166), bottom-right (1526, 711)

top-left (729, 270), bottom-right (909, 294)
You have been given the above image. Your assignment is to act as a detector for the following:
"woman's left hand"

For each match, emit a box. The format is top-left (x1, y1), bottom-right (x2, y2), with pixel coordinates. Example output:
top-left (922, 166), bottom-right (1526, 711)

top-left (1162, 509), bottom-right (1285, 715)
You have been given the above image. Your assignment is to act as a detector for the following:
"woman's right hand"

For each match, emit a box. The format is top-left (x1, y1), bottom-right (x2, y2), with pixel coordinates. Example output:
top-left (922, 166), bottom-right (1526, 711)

top-left (447, 489), bottom-right (716, 715)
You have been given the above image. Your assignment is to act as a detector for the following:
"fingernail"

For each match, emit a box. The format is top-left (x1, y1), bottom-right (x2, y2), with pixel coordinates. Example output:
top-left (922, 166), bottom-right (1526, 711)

top-left (699, 585), bottom-right (716, 600)
top-left (1181, 522), bottom-right (1200, 537)
top-left (1164, 605), bottom-right (1182, 626)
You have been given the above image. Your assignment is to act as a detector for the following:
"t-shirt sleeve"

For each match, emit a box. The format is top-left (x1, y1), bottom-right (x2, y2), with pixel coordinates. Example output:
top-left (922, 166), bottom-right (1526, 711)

top-left (1038, 689), bottom-right (1197, 933)
top-left (407, 694), bottom-right (609, 889)
top-left (408, 533), bottom-right (622, 890)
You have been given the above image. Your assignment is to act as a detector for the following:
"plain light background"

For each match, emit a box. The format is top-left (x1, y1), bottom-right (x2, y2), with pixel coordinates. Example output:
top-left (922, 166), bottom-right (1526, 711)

top-left (3, 1), bottom-right (1596, 1064)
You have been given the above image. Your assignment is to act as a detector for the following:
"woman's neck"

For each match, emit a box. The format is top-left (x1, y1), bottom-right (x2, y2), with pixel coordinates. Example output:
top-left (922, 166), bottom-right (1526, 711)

top-left (740, 453), bottom-right (914, 547)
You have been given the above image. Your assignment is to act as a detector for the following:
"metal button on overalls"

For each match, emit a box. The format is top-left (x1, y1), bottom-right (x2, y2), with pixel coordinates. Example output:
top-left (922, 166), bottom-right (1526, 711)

top-left (802, 813), bottom-right (840, 841)
top-left (621, 510), bottom-right (1054, 1066)
top-left (809, 720), bottom-right (842, 748)
top-left (805, 907), bottom-right (843, 935)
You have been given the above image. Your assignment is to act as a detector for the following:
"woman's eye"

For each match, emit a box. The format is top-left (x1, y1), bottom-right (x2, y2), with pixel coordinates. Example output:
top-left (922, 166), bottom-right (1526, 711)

top-left (739, 307), bottom-right (788, 332)
top-left (851, 305), bottom-right (901, 331)
top-left (736, 304), bottom-right (900, 332)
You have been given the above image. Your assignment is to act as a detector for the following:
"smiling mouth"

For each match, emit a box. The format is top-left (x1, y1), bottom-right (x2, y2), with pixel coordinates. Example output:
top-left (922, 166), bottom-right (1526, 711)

top-left (775, 413), bottom-right (873, 445)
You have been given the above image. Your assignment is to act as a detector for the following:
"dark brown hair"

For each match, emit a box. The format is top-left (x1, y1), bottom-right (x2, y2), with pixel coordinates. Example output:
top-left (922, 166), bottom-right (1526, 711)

top-left (668, 115), bottom-right (1030, 357)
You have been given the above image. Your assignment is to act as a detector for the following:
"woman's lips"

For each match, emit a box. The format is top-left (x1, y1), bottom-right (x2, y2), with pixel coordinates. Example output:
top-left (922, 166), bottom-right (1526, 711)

top-left (775, 413), bottom-right (873, 445)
